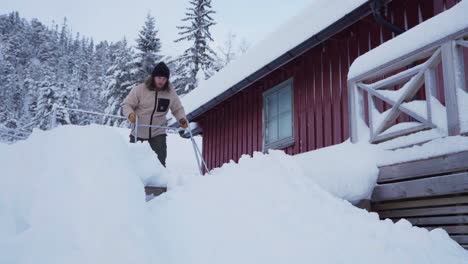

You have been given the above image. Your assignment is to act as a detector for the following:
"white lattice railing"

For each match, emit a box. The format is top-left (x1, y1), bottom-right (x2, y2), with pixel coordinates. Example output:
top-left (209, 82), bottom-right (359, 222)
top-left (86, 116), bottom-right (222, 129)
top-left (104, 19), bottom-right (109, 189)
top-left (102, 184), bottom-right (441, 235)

top-left (348, 29), bottom-right (468, 145)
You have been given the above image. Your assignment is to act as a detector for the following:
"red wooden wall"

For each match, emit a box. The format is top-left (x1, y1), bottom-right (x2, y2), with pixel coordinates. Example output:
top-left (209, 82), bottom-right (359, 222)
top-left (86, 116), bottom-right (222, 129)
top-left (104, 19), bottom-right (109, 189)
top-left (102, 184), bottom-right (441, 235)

top-left (197, 0), bottom-right (462, 170)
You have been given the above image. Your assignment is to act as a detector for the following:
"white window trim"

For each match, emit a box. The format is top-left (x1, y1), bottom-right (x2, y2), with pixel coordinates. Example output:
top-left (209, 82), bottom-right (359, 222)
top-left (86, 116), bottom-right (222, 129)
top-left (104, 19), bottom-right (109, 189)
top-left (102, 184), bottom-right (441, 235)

top-left (262, 78), bottom-right (295, 151)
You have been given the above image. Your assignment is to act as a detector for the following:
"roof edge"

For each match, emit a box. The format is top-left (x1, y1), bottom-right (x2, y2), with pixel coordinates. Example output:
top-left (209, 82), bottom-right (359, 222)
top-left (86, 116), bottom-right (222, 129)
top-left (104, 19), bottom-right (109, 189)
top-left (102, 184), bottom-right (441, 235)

top-left (186, 0), bottom-right (379, 125)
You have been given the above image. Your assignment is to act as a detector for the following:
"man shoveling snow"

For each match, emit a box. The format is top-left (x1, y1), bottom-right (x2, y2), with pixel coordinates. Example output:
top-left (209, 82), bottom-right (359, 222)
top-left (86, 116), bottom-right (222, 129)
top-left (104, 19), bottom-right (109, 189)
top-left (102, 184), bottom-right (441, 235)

top-left (121, 61), bottom-right (189, 167)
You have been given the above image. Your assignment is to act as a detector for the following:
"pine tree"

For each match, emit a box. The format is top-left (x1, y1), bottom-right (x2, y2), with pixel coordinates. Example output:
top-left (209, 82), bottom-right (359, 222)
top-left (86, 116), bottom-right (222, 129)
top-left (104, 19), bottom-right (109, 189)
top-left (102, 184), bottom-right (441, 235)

top-left (135, 13), bottom-right (162, 82)
top-left (174, 0), bottom-right (217, 95)
top-left (87, 40), bottom-right (111, 114)
top-left (0, 55), bottom-right (18, 125)
top-left (32, 72), bottom-right (72, 129)
top-left (102, 39), bottom-right (137, 125)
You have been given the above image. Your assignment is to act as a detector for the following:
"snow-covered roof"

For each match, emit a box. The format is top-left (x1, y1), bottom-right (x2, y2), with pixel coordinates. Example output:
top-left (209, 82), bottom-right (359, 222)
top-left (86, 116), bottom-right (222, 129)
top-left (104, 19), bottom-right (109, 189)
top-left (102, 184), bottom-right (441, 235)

top-left (179, 0), bottom-right (368, 122)
top-left (348, 0), bottom-right (468, 80)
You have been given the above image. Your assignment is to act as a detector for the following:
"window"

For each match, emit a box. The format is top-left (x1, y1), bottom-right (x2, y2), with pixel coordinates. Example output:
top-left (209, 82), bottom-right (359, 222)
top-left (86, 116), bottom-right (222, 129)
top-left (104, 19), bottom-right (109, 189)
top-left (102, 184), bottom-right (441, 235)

top-left (263, 79), bottom-right (294, 150)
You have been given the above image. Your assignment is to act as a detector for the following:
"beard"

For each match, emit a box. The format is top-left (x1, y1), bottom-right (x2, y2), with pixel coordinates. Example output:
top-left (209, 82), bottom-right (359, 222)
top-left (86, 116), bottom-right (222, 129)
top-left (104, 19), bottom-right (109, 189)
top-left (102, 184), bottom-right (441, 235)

top-left (155, 82), bottom-right (165, 90)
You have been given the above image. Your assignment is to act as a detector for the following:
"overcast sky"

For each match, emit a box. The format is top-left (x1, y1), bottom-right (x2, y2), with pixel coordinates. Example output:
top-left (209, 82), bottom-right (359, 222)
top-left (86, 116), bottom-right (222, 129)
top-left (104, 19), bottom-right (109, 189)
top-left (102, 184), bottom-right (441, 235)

top-left (1, 0), bottom-right (312, 56)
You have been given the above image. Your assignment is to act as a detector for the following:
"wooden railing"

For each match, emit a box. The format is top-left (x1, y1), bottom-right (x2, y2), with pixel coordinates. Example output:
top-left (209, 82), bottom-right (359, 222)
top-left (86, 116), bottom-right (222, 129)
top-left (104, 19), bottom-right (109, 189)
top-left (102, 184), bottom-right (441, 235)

top-left (348, 29), bottom-right (468, 144)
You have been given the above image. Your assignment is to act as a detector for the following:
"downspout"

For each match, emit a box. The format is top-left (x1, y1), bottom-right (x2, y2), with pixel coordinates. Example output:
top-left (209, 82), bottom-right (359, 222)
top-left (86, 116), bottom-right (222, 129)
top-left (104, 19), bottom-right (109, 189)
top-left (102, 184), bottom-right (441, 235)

top-left (370, 0), bottom-right (405, 35)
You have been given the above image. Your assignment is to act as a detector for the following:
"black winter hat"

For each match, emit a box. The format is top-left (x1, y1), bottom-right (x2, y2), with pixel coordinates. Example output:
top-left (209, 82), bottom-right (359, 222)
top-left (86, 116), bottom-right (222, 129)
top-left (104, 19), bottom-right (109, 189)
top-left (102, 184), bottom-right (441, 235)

top-left (151, 62), bottom-right (170, 79)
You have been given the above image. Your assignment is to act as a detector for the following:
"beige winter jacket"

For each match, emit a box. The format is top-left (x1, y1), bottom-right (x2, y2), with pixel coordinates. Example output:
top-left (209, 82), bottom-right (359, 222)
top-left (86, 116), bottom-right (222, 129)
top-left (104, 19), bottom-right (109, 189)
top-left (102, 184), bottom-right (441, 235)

top-left (121, 82), bottom-right (186, 139)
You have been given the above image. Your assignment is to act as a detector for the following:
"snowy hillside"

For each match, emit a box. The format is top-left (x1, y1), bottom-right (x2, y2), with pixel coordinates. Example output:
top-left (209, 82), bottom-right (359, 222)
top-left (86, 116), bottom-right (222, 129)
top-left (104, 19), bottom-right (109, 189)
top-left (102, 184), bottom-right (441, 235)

top-left (0, 125), bottom-right (467, 264)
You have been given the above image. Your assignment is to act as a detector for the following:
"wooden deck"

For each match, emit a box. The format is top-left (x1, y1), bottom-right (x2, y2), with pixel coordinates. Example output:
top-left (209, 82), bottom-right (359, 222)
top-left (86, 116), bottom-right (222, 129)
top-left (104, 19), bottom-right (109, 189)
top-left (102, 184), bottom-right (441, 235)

top-left (371, 150), bottom-right (468, 250)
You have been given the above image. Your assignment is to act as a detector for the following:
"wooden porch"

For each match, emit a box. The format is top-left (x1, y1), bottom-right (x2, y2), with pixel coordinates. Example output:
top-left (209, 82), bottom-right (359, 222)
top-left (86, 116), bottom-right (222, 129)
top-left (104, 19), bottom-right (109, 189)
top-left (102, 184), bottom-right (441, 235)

top-left (371, 151), bottom-right (468, 250)
top-left (348, 4), bottom-right (468, 250)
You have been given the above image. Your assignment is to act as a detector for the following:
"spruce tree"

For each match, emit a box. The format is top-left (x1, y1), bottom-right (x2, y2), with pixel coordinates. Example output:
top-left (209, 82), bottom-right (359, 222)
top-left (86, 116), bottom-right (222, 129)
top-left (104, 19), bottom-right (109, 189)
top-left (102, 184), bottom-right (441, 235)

top-left (103, 39), bottom-right (137, 125)
top-left (173, 0), bottom-right (217, 95)
top-left (135, 13), bottom-right (162, 82)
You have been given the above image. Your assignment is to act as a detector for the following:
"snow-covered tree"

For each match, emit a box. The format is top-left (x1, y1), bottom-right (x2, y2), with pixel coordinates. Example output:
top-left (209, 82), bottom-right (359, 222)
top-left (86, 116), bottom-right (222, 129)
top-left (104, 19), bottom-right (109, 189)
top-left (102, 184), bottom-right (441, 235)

top-left (102, 39), bottom-right (137, 125)
top-left (173, 0), bottom-right (217, 95)
top-left (135, 13), bottom-right (162, 82)
top-left (31, 72), bottom-right (72, 129)
top-left (0, 11), bottom-right (181, 138)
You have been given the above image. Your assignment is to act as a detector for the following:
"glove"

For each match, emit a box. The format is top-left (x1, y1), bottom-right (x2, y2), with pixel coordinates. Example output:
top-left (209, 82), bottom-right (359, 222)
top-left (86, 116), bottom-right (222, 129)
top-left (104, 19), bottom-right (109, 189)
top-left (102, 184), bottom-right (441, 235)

top-left (178, 118), bottom-right (190, 138)
top-left (128, 112), bottom-right (136, 124)
top-left (178, 129), bottom-right (191, 139)
top-left (179, 118), bottom-right (188, 129)
top-left (178, 129), bottom-right (186, 138)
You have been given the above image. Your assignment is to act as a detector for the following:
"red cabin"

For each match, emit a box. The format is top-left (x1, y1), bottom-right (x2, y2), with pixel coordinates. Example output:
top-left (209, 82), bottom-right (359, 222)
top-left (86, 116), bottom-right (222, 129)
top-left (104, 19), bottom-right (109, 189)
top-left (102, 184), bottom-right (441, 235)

top-left (180, 0), bottom-right (463, 170)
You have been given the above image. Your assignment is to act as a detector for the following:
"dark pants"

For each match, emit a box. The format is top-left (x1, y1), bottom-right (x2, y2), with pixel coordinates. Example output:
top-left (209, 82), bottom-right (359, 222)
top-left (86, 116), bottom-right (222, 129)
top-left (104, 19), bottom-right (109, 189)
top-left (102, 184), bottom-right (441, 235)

top-left (130, 134), bottom-right (167, 167)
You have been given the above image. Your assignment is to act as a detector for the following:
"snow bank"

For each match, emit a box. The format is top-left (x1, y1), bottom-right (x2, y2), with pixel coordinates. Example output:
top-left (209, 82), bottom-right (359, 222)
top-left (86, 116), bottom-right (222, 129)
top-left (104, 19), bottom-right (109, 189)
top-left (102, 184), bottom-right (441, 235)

top-left (294, 141), bottom-right (382, 203)
top-left (149, 150), bottom-right (467, 264)
top-left (0, 125), bottom-right (160, 264)
top-left (112, 127), bottom-right (203, 187)
top-left (1, 125), bottom-right (467, 264)
top-left (349, 0), bottom-right (468, 79)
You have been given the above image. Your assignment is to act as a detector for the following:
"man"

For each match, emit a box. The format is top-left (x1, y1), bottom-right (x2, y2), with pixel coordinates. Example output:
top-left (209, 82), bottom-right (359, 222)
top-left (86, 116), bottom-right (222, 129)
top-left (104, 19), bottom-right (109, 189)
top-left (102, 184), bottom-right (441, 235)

top-left (121, 62), bottom-right (188, 167)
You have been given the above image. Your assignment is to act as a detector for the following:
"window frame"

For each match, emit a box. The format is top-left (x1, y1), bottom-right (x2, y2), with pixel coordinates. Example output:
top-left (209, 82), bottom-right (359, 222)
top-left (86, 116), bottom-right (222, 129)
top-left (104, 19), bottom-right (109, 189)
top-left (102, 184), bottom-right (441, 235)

top-left (262, 78), bottom-right (295, 151)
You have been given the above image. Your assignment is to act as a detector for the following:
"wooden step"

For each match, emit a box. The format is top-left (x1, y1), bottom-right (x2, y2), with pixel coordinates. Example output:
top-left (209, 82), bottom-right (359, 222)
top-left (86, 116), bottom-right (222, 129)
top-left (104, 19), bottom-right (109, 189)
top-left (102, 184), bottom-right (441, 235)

top-left (372, 150), bottom-right (468, 250)
top-left (145, 186), bottom-right (167, 199)
top-left (378, 150), bottom-right (468, 183)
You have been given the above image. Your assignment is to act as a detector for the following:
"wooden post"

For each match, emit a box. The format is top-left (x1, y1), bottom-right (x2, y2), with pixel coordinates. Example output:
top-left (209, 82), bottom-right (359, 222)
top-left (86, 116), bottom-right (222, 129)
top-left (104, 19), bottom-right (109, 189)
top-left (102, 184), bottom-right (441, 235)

top-left (367, 93), bottom-right (375, 140)
top-left (424, 67), bottom-right (438, 125)
top-left (454, 40), bottom-right (466, 93)
top-left (441, 41), bottom-right (461, 136)
top-left (348, 81), bottom-right (365, 143)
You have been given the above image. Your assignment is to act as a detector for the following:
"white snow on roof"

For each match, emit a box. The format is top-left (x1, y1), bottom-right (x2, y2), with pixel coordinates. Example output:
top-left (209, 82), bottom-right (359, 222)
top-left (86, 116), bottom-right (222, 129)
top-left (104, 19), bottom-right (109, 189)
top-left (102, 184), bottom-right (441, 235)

top-left (180, 0), bottom-right (367, 120)
top-left (348, 0), bottom-right (468, 80)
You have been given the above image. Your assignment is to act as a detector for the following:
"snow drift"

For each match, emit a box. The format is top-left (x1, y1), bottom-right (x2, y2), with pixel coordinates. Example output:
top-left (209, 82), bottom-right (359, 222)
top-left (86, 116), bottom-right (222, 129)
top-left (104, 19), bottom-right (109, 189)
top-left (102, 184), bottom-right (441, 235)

top-left (0, 125), bottom-right (160, 264)
top-left (0, 125), bottom-right (466, 264)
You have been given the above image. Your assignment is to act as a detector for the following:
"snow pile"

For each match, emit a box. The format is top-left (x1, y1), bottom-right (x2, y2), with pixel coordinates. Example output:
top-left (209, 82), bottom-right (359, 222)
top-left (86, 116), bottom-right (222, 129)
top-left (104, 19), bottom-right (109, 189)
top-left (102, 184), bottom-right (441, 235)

top-left (349, 0), bottom-right (468, 79)
top-left (379, 135), bottom-right (468, 166)
top-left (165, 131), bottom-right (203, 178)
top-left (112, 127), bottom-right (203, 187)
top-left (0, 125), bottom-right (160, 264)
top-left (0, 125), bottom-right (467, 264)
top-left (377, 128), bottom-right (446, 150)
top-left (149, 150), bottom-right (467, 264)
top-left (294, 141), bottom-right (381, 203)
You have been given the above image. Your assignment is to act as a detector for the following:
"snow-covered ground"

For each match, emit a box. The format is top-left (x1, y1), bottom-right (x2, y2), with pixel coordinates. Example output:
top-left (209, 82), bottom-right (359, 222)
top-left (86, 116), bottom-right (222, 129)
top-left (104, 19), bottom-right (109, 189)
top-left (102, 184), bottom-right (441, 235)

top-left (0, 125), bottom-right (467, 263)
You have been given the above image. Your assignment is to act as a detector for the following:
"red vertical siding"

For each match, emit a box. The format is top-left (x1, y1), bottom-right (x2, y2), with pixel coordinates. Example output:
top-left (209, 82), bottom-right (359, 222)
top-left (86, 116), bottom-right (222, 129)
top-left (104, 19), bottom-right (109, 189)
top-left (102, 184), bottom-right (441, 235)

top-left (340, 31), bottom-right (351, 141)
top-left (242, 92), bottom-right (247, 157)
top-left (199, 0), bottom-right (450, 171)
top-left (252, 86), bottom-right (258, 153)
top-left (315, 47), bottom-right (325, 150)
top-left (298, 58), bottom-right (308, 152)
top-left (322, 44), bottom-right (333, 147)
top-left (330, 38), bottom-right (343, 145)
top-left (247, 88), bottom-right (254, 156)
top-left (306, 52), bottom-right (316, 151)
top-left (236, 95), bottom-right (241, 161)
